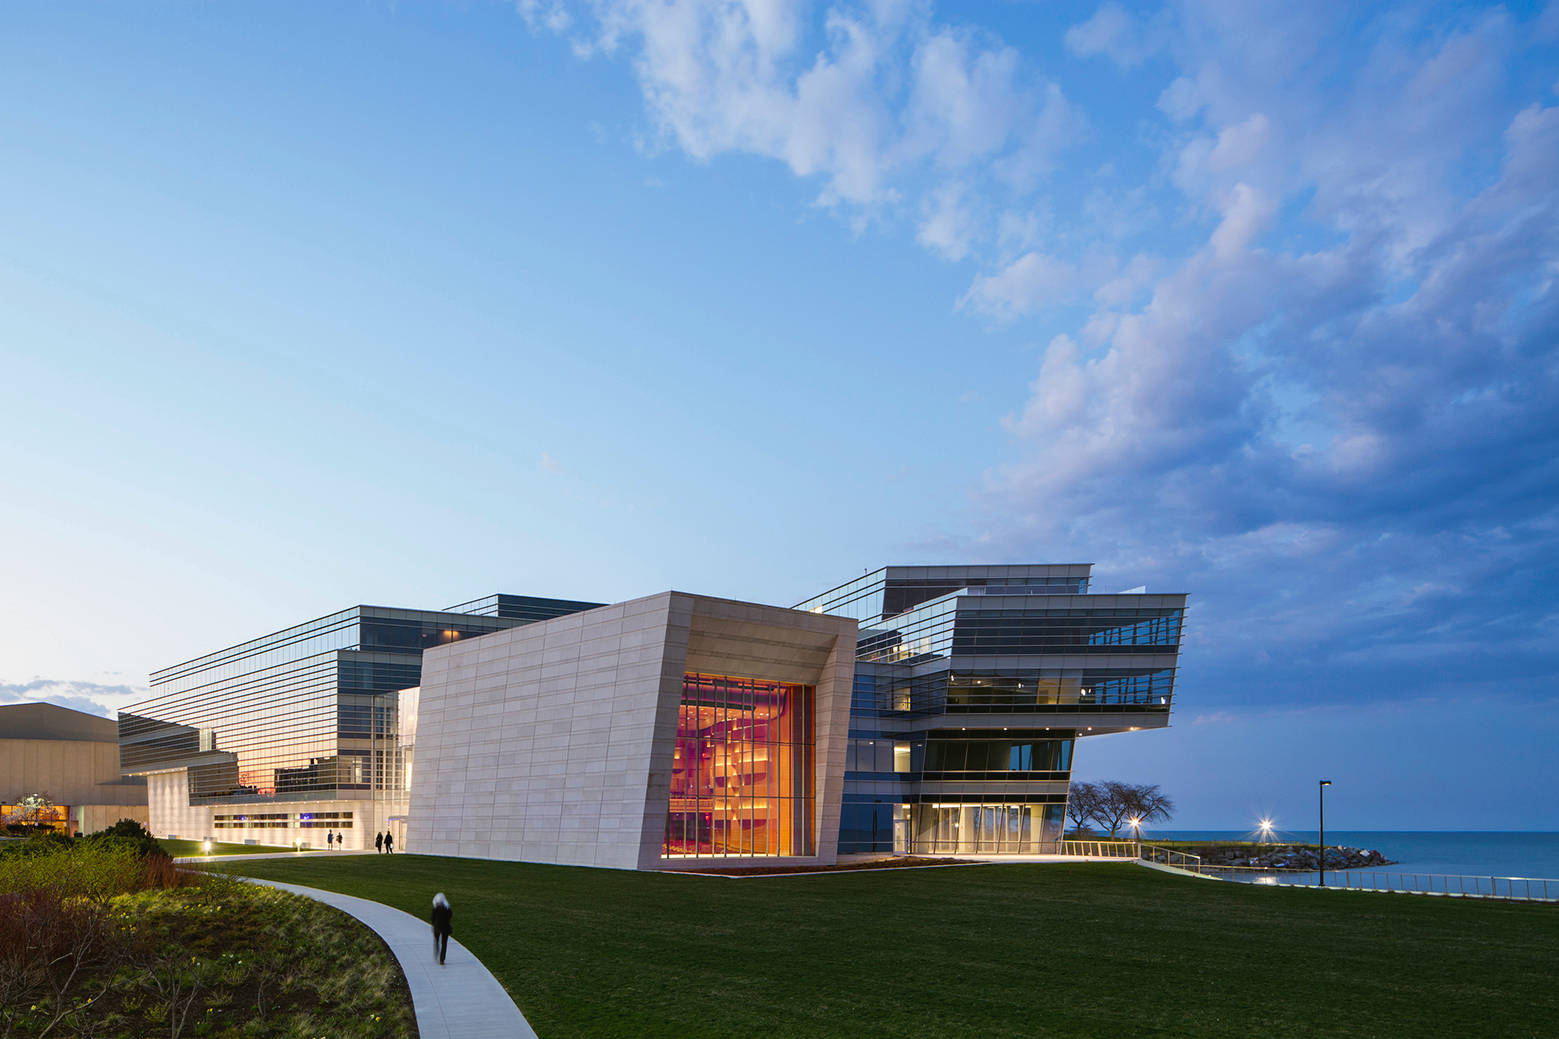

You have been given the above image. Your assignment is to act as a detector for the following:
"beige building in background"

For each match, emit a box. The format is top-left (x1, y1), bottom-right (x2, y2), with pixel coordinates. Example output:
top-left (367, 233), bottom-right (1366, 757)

top-left (409, 591), bottom-right (857, 870)
top-left (1, 702), bottom-right (148, 834)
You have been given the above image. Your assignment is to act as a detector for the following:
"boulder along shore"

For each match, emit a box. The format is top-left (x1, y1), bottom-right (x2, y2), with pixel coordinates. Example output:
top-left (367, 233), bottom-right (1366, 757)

top-left (1189, 844), bottom-right (1396, 870)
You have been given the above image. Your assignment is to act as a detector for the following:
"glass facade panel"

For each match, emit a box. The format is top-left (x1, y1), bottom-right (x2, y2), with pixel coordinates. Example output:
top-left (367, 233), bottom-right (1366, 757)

top-left (664, 672), bottom-right (814, 858)
top-left (910, 804), bottom-right (1065, 854)
top-left (802, 565), bottom-right (1186, 857)
top-left (122, 599), bottom-right (595, 807)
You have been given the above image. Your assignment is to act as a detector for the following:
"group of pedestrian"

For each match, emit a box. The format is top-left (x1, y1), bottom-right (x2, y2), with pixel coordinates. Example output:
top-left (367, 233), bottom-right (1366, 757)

top-left (317, 830), bottom-right (397, 851)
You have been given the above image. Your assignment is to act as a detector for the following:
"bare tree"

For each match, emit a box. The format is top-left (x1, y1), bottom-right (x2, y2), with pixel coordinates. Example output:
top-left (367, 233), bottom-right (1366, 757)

top-left (1128, 785), bottom-right (1174, 832)
top-left (1093, 781), bottom-right (1175, 838)
top-left (1065, 781), bottom-right (1102, 834)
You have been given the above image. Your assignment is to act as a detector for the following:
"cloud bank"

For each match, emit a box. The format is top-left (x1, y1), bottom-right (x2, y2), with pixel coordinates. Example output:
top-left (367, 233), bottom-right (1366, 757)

top-left (519, 0), bottom-right (1559, 712)
top-left (0, 679), bottom-right (144, 720)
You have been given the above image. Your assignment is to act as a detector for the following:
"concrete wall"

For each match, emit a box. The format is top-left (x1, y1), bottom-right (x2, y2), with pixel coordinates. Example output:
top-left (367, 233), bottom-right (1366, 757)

top-left (409, 591), bottom-right (857, 870)
top-left (0, 738), bottom-right (146, 807)
top-left (143, 770), bottom-right (405, 850)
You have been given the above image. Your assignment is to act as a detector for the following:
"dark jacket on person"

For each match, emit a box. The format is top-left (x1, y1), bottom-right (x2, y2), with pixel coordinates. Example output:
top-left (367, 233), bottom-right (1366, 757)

top-left (431, 901), bottom-right (453, 936)
top-left (375, 832), bottom-right (384, 851)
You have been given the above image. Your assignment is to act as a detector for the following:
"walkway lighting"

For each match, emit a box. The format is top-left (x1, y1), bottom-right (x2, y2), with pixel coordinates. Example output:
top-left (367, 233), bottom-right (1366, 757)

top-left (1258, 818), bottom-right (1274, 842)
top-left (202, 839), bottom-right (212, 855)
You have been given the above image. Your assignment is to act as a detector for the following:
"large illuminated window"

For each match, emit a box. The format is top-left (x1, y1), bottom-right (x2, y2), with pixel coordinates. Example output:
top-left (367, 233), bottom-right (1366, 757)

top-left (664, 672), bottom-right (814, 858)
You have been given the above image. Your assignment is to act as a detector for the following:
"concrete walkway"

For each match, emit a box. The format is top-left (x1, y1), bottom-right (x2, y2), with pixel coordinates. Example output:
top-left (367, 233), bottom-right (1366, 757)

top-left (237, 876), bottom-right (538, 1039)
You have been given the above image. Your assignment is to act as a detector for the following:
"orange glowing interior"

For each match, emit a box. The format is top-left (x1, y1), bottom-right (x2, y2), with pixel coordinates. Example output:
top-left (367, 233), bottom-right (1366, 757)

top-left (663, 672), bottom-right (813, 857)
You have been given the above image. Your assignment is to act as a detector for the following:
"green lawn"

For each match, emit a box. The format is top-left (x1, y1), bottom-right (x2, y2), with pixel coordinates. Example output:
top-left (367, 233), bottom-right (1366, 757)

top-left (158, 837), bottom-right (295, 857)
top-left (206, 856), bottom-right (1559, 1039)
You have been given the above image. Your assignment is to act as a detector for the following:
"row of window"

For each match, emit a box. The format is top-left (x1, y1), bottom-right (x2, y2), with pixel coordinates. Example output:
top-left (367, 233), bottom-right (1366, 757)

top-left (855, 604), bottom-right (1184, 664)
top-left (845, 737), bottom-right (1074, 775)
top-left (211, 811), bottom-right (354, 830)
top-left (849, 668), bottom-right (1178, 716)
top-left (837, 802), bottom-right (1069, 854)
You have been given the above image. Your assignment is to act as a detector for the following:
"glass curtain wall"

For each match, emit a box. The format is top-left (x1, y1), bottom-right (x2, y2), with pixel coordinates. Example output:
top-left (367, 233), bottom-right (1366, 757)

top-left (911, 804), bottom-right (1066, 854)
top-left (122, 606), bottom-right (531, 804)
top-left (664, 672), bottom-right (814, 858)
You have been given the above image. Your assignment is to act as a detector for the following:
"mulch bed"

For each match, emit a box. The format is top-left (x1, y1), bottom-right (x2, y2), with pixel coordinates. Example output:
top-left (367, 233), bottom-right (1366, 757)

top-left (681, 856), bottom-right (980, 875)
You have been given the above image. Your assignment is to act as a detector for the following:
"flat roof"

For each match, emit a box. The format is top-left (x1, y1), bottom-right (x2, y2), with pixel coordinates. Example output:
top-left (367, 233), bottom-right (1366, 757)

top-left (0, 702), bottom-right (119, 742)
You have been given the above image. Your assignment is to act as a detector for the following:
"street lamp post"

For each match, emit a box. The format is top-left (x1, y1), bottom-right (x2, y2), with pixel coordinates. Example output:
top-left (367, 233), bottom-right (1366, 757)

top-left (1318, 780), bottom-right (1333, 887)
top-left (1130, 816), bottom-right (1142, 857)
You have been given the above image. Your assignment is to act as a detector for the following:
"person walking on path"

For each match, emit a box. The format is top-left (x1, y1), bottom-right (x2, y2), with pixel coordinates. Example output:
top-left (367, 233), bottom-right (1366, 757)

top-left (375, 831), bottom-right (384, 853)
top-left (327, 830), bottom-right (334, 851)
top-left (431, 893), bottom-right (453, 965)
top-left (384, 831), bottom-right (394, 854)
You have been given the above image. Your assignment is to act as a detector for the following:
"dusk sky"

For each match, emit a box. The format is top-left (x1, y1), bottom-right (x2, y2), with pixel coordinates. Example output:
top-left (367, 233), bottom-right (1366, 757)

top-left (2, 1), bottom-right (1556, 831)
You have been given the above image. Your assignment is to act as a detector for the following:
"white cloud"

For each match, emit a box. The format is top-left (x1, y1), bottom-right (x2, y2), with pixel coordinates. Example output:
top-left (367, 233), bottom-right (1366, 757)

top-left (1208, 182), bottom-right (1274, 260)
top-left (916, 181), bottom-right (977, 260)
top-left (1064, 2), bottom-right (1158, 68)
top-left (959, 251), bottom-right (1078, 321)
top-left (1093, 252), bottom-right (1159, 306)
top-left (529, 0), bottom-right (1081, 261)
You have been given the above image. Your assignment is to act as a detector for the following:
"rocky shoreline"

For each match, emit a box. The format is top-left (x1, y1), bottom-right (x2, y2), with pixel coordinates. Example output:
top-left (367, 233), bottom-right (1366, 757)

top-left (1190, 843), bottom-right (1396, 870)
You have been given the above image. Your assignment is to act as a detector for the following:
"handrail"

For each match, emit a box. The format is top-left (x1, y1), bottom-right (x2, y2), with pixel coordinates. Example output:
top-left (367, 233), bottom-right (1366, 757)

top-left (1199, 865), bottom-right (1559, 901)
top-left (1139, 844), bottom-right (1203, 873)
top-left (1059, 840), bottom-right (1139, 858)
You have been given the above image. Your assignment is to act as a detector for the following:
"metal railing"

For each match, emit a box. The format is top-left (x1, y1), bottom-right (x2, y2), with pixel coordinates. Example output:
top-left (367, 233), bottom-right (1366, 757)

top-left (1060, 840), bottom-right (1139, 859)
top-left (1198, 865), bottom-right (1559, 901)
top-left (1139, 844), bottom-right (1204, 872)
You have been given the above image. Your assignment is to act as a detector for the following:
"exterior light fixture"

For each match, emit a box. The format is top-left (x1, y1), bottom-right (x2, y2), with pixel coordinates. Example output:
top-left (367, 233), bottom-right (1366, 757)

top-left (1318, 780), bottom-right (1333, 887)
top-left (202, 839), bottom-right (212, 855)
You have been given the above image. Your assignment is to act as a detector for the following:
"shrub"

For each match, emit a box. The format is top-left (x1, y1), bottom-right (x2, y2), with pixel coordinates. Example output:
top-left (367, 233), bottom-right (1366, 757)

top-left (85, 819), bottom-right (165, 862)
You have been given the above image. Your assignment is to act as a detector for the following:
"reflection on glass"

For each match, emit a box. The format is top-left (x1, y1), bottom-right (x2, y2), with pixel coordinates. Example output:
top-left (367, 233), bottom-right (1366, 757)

top-left (663, 672), bottom-right (814, 858)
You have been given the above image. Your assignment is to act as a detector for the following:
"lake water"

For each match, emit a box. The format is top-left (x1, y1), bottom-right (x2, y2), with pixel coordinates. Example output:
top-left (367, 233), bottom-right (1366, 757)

top-left (1149, 830), bottom-right (1559, 880)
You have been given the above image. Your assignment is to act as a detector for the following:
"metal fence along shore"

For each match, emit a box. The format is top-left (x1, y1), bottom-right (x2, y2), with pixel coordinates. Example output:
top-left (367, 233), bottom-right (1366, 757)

top-left (1136, 844), bottom-right (1559, 902)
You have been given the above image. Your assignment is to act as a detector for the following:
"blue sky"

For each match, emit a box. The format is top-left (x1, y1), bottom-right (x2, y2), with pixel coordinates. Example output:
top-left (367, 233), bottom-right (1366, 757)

top-left (2, 1), bottom-right (1556, 829)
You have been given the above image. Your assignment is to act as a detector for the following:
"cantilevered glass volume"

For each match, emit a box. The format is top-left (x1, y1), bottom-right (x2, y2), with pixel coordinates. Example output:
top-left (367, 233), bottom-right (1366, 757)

top-left (797, 565), bottom-right (1187, 857)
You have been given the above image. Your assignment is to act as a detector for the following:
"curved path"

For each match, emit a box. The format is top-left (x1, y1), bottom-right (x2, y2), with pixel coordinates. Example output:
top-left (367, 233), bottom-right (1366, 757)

top-left (237, 876), bottom-right (538, 1039)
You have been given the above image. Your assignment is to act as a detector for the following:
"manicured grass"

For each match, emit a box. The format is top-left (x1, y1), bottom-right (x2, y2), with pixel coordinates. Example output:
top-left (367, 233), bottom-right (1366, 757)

top-left (158, 838), bottom-right (294, 857)
top-left (207, 856), bottom-right (1559, 1039)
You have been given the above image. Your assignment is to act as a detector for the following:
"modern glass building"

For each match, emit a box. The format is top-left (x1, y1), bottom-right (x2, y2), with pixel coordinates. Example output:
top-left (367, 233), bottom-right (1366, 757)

top-left (795, 565), bottom-right (1186, 857)
top-left (123, 564), bottom-right (1185, 865)
top-left (119, 595), bottom-right (600, 847)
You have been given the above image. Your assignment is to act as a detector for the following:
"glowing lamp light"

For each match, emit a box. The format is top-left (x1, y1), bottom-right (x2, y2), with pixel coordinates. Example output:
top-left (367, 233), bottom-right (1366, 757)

top-left (202, 839), bottom-right (212, 854)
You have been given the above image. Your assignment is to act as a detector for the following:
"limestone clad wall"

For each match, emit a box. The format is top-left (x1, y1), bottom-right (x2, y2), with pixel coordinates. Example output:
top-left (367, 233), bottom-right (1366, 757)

top-left (409, 591), bottom-right (857, 870)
